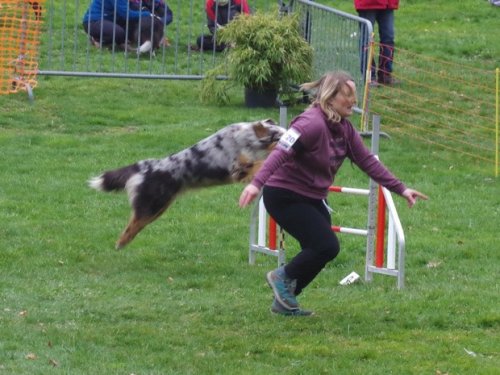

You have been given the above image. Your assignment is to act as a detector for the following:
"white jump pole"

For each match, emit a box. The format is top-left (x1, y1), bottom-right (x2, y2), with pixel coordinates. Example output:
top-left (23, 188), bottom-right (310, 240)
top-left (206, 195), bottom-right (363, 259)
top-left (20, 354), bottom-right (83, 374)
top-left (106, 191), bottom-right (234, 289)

top-left (257, 198), bottom-right (266, 247)
top-left (387, 214), bottom-right (396, 269)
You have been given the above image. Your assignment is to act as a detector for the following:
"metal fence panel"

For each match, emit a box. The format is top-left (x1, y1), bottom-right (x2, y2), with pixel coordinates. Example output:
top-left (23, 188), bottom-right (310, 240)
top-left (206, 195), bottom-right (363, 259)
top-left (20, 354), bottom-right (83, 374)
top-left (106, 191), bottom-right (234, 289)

top-left (39, 0), bottom-right (270, 78)
top-left (287, 0), bottom-right (372, 104)
top-left (38, 0), bottom-right (372, 100)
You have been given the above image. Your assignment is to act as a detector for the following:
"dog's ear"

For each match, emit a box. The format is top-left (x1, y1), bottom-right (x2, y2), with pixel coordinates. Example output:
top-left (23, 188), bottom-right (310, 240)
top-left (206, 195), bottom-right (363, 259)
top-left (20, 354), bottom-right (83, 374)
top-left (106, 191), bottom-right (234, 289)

top-left (252, 122), bottom-right (269, 140)
top-left (261, 118), bottom-right (277, 126)
top-left (252, 119), bottom-right (277, 139)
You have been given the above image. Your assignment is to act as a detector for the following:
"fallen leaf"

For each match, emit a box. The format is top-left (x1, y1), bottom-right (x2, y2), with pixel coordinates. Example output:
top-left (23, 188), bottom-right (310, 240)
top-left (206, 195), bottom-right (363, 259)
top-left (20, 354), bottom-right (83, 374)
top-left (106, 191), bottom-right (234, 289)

top-left (426, 261), bottom-right (442, 269)
top-left (25, 353), bottom-right (37, 360)
top-left (464, 348), bottom-right (477, 357)
top-left (48, 359), bottom-right (59, 367)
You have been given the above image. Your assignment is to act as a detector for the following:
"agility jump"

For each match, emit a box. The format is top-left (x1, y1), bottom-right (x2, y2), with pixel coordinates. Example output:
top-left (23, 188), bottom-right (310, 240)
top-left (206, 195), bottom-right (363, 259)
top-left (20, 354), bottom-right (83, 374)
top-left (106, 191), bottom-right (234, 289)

top-left (248, 115), bottom-right (407, 289)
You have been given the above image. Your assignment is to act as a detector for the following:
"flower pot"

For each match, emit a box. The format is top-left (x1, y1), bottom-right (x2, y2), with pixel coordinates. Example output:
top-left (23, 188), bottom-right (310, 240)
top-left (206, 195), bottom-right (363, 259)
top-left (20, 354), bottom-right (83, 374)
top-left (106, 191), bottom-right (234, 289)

top-left (244, 87), bottom-right (278, 108)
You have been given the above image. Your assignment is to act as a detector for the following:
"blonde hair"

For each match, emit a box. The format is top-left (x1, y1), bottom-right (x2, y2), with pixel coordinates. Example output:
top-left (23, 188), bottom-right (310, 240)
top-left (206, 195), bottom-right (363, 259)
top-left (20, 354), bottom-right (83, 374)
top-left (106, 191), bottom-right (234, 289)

top-left (300, 71), bottom-right (356, 123)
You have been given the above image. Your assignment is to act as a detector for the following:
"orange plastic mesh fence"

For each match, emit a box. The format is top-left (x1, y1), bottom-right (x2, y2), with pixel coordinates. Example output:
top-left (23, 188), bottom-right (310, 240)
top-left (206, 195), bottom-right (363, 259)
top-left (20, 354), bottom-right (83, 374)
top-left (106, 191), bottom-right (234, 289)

top-left (0, 0), bottom-right (45, 94)
top-left (368, 42), bottom-right (498, 173)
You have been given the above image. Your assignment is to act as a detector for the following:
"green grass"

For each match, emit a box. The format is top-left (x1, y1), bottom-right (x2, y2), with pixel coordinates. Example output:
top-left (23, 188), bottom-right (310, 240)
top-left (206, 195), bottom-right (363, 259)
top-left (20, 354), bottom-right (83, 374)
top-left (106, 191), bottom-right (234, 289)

top-left (1, 1), bottom-right (499, 374)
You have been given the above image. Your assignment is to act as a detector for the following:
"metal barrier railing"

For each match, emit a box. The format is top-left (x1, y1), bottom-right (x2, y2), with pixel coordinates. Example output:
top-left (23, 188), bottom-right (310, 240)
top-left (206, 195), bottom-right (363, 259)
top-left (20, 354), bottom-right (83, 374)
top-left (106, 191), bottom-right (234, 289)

top-left (284, 0), bottom-right (372, 106)
top-left (38, 0), bottom-right (273, 79)
top-left (37, 0), bottom-right (372, 101)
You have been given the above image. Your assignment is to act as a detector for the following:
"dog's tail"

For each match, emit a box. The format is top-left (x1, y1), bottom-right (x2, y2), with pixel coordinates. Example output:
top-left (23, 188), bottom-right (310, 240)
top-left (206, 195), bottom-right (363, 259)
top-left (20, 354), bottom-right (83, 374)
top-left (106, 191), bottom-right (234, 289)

top-left (88, 164), bottom-right (141, 192)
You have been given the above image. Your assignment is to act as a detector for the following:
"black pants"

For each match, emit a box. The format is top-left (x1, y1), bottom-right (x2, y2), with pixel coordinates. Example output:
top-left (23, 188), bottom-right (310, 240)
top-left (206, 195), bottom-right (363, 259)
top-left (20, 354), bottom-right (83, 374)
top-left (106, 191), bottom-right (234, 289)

top-left (263, 186), bottom-right (340, 295)
top-left (196, 33), bottom-right (226, 52)
top-left (83, 20), bottom-right (127, 46)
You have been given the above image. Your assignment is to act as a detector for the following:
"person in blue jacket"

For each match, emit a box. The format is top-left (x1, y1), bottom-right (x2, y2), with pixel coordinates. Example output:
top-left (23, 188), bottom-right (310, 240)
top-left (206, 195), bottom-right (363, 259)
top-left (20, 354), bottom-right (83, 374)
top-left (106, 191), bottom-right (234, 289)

top-left (82, 0), bottom-right (151, 48)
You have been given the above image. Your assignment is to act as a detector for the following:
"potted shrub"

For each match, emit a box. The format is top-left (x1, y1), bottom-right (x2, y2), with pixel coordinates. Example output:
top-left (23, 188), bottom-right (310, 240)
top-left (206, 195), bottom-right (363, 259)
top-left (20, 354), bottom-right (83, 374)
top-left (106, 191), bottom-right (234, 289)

top-left (201, 9), bottom-right (313, 107)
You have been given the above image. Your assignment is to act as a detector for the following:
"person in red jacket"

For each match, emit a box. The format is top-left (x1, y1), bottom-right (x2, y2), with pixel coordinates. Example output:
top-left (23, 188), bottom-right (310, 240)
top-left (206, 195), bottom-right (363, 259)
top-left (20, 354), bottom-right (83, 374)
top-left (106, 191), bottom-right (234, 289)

top-left (354, 0), bottom-right (399, 85)
top-left (194, 0), bottom-right (250, 52)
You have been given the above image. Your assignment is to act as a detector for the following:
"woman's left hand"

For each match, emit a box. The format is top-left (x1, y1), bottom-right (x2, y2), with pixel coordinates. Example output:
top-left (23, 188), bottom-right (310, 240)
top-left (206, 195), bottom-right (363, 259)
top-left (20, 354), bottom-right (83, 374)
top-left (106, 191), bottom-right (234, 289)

top-left (402, 188), bottom-right (428, 208)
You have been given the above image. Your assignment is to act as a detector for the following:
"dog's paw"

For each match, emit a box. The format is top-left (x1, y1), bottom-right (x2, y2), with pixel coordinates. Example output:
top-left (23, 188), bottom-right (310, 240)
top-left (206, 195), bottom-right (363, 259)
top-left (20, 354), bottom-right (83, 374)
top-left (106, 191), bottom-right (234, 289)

top-left (138, 40), bottom-right (153, 54)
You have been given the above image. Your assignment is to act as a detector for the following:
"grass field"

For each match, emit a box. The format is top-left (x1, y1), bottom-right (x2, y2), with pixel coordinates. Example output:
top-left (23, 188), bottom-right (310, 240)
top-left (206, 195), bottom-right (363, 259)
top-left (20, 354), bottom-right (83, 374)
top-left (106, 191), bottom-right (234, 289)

top-left (0, 1), bottom-right (499, 374)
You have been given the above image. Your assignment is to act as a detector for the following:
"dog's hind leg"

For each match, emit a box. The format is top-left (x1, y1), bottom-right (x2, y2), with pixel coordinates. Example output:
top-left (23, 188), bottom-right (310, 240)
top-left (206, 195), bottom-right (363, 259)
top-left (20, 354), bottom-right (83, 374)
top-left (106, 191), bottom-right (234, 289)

top-left (115, 198), bottom-right (173, 249)
top-left (115, 213), bottom-right (155, 250)
top-left (115, 168), bottom-right (181, 248)
top-left (116, 205), bottom-right (171, 249)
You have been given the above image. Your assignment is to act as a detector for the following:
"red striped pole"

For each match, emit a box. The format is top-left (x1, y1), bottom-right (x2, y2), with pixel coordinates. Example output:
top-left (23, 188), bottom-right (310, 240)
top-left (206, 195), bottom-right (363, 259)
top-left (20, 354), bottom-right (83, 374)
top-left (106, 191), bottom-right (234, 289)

top-left (332, 226), bottom-right (368, 236)
top-left (265, 185), bottom-right (373, 250)
top-left (329, 186), bottom-right (370, 195)
top-left (375, 186), bottom-right (386, 267)
top-left (268, 217), bottom-right (277, 250)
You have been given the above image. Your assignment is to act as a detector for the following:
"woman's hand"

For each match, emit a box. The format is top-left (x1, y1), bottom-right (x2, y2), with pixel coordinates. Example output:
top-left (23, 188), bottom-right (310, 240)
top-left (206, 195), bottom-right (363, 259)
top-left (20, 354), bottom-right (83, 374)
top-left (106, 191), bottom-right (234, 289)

top-left (402, 188), bottom-right (428, 208)
top-left (239, 184), bottom-right (260, 208)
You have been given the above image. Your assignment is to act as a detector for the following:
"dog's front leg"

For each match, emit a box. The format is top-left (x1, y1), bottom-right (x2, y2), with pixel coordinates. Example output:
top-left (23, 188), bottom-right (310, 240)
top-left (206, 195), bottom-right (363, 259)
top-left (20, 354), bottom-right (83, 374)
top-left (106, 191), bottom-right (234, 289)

top-left (231, 154), bottom-right (265, 183)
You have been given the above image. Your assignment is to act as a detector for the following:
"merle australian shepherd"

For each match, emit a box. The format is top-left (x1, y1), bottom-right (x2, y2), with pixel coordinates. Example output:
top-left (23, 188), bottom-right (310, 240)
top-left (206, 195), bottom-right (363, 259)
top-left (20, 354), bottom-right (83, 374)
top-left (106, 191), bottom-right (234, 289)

top-left (89, 119), bottom-right (285, 249)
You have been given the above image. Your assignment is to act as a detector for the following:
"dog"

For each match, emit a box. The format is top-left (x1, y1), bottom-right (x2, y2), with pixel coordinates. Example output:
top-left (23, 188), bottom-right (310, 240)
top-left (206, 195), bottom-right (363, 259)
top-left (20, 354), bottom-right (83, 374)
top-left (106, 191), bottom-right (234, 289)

top-left (89, 119), bottom-right (285, 249)
top-left (129, 0), bottom-right (165, 54)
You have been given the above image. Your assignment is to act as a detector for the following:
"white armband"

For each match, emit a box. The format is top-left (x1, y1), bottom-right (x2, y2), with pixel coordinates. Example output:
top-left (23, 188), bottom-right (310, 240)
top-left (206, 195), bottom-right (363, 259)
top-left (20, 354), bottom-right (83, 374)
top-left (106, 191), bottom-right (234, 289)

top-left (278, 128), bottom-right (301, 151)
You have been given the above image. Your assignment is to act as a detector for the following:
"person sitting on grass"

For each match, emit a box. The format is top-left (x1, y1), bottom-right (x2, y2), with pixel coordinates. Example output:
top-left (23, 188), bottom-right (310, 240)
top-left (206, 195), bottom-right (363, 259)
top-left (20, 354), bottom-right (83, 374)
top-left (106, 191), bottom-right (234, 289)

top-left (82, 0), bottom-right (151, 49)
top-left (194, 0), bottom-right (250, 52)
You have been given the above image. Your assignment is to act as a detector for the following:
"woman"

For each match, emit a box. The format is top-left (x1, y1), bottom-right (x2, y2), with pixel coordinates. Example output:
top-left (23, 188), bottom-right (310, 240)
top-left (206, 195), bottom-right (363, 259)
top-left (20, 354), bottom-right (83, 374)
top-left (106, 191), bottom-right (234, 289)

top-left (82, 0), bottom-right (151, 48)
top-left (239, 71), bottom-right (427, 316)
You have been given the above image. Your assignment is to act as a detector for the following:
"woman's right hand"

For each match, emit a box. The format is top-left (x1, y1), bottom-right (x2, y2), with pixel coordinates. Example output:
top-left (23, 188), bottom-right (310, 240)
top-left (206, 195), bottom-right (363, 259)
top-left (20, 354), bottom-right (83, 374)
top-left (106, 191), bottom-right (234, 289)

top-left (239, 184), bottom-right (260, 208)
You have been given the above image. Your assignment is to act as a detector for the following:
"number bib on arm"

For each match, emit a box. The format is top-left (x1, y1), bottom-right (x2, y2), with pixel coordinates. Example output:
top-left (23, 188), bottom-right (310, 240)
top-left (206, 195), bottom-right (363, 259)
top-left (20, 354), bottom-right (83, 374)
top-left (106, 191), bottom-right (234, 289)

top-left (278, 128), bottom-right (301, 151)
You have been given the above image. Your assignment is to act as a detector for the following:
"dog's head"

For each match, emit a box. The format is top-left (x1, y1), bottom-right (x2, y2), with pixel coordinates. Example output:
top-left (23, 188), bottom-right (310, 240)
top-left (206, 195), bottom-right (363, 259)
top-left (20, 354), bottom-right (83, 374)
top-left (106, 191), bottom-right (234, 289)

top-left (247, 119), bottom-right (286, 151)
top-left (228, 119), bottom-right (285, 183)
